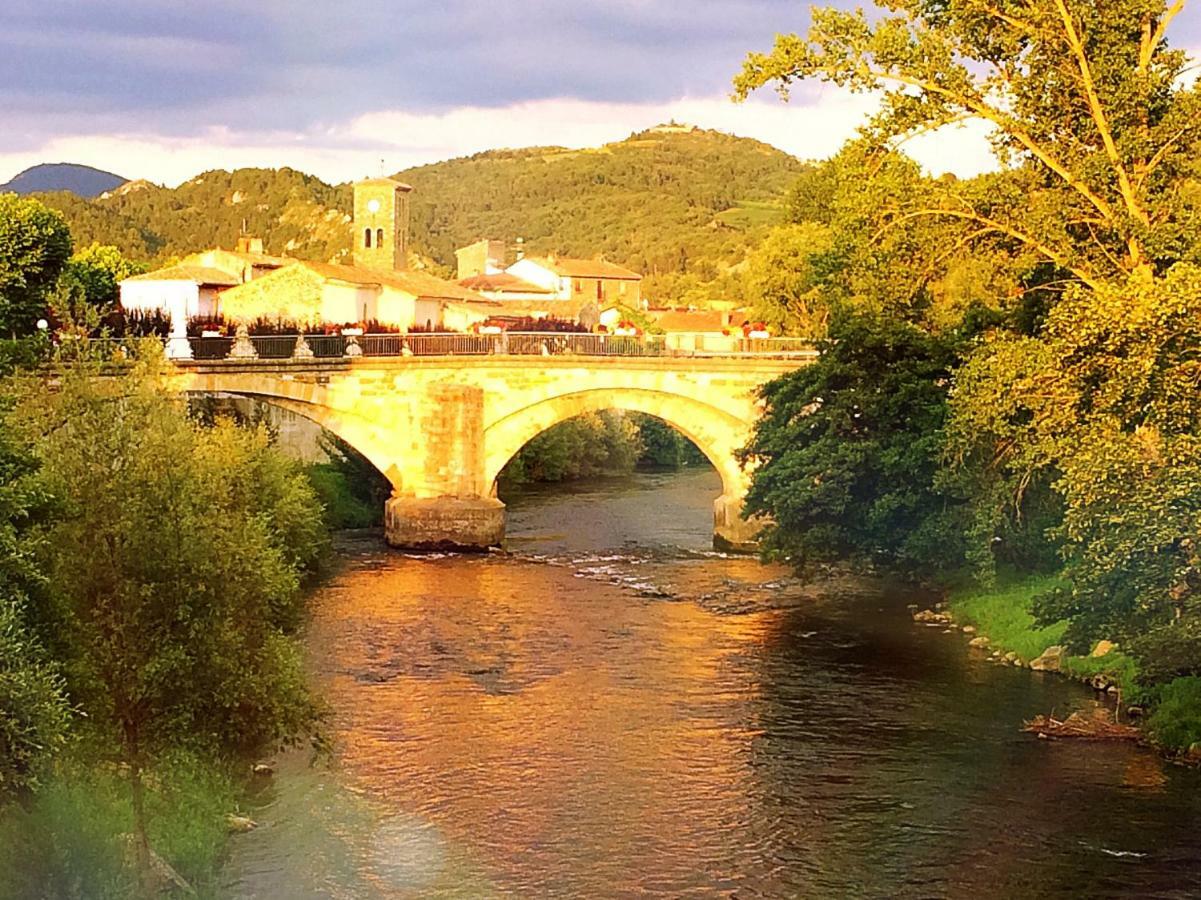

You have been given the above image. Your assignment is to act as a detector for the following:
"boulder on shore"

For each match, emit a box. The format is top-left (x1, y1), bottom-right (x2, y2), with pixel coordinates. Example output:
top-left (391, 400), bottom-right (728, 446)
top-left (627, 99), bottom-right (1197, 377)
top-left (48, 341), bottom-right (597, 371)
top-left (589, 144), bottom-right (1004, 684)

top-left (1030, 645), bottom-right (1066, 672)
top-left (968, 636), bottom-right (991, 649)
top-left (227, 814), bottom-right (258, 834)
top-left (1091, 640), bottom-right (1118, 658)
top-left (913, 609), bottom-right (953, 626)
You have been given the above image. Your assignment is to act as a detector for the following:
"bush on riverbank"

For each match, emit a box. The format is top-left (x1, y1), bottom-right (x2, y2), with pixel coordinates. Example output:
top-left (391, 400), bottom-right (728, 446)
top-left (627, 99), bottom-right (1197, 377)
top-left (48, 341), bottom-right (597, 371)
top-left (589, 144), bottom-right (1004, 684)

top-left (946, 574), bottom-right (1201, 752)
top-left (1144, 678), bottom-right (1201, 754)
top-left (304, 432), bottom-right (392, 529)
top-left (307, 464), bottom-right (381, 529)
top-left (0, 344), bottom-right (329, 893)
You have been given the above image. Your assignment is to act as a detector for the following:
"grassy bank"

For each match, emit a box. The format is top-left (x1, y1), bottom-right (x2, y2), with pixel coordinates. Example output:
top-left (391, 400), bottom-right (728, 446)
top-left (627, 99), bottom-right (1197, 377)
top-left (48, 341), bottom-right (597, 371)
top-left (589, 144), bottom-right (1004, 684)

top-left (946, 574), bottom-right (1201, 753)
top-left (0, 755), bottom-right (238, 898)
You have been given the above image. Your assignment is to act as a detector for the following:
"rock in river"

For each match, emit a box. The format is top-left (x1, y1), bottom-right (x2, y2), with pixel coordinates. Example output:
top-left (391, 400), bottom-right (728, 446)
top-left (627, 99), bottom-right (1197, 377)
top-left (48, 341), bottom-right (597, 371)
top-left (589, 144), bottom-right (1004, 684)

top-left (1030, 645), bottom-right (1066, 672)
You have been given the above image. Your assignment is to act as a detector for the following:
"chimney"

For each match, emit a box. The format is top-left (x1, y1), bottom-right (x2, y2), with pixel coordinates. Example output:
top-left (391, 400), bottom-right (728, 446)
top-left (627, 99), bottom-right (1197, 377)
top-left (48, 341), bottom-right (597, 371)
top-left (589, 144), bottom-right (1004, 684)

top-left (236, 236), bottom-right (265, 254)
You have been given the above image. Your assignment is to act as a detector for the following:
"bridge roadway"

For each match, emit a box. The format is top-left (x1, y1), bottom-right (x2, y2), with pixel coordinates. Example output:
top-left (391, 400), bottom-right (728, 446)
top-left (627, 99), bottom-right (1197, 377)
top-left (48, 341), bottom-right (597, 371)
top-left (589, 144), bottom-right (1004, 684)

top-left (168, 350), bottom-right (809, 550)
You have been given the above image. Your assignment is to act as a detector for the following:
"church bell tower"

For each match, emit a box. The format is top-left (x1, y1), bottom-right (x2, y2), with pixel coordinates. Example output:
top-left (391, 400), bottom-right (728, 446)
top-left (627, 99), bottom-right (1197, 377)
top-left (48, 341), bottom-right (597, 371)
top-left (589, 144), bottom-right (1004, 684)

top-left (353, 178), bottom-right (412, 271)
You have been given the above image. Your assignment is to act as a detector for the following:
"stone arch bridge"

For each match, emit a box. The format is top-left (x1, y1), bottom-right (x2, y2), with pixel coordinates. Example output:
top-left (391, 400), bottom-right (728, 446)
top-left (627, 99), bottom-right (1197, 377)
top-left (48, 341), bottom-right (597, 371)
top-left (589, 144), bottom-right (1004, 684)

top-left (170, 354), bottom-right (806, 550)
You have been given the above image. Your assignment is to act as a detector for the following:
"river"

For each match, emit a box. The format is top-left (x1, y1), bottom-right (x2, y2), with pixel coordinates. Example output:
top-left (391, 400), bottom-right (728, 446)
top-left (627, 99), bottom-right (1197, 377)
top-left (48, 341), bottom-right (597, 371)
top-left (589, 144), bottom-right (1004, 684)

top-left (224, 467), bottom-right (1201, 899)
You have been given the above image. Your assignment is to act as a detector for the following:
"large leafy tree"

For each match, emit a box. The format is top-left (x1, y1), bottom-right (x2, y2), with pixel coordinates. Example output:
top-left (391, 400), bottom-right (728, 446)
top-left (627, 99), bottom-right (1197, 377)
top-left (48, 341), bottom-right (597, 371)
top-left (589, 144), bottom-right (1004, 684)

top-left (759, 143), bottom-right (1025, 334)
top-left (741, 316), bottom-right (968, 573)
top-left (8, 348), bottom-right (325, 890)
top-left (0, 195), bottom-right (73, 335)
top-left (947, 266), bottom-right (1201, 667)
top-left (735, 0), bottom-right (1201, 287)
top-left (58, 242), bottom-right (145, 313)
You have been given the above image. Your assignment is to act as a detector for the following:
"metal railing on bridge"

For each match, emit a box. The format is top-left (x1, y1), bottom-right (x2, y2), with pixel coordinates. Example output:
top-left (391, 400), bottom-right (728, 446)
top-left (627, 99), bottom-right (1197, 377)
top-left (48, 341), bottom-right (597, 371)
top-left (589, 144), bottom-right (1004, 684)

top-left (85, 332), bottom-right (817, 363)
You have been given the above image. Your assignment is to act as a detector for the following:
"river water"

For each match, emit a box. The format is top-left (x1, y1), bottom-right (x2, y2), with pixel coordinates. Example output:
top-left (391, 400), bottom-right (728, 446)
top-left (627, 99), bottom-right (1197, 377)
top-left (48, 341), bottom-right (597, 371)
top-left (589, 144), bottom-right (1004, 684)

top-left (224, 468), bottom-right (1201, 899)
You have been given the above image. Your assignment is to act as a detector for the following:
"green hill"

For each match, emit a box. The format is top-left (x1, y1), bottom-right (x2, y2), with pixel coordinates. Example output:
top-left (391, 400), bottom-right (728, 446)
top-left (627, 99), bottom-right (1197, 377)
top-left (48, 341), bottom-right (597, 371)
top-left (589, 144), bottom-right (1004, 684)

top-left (35, 126), bottom-right (807, 305)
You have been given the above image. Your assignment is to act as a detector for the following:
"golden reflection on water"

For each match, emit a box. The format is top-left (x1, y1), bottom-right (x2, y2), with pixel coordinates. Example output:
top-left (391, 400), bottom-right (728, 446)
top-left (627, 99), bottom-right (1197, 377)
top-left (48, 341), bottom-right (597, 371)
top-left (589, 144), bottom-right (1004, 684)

top-left (307, 554), bottom-right (779, 894)
top-left (226, 472), bottom-right (1201, 898)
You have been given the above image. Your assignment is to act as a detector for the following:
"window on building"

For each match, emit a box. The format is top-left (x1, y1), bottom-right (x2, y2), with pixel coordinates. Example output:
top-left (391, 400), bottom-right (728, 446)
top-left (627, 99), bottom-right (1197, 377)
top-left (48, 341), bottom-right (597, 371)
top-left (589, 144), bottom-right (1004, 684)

top-left (376, 228), bottom-right (385, 249)
top-left (573, 279), bottom-right (582, 292)
top-left (364, 228), bottom-right (373, 249)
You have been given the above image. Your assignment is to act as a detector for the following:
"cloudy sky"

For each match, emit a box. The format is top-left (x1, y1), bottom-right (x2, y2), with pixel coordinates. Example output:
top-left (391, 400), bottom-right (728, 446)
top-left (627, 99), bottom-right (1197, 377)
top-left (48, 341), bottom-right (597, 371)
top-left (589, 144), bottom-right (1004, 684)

top-left (2, 0), bottom-right (1198, 186)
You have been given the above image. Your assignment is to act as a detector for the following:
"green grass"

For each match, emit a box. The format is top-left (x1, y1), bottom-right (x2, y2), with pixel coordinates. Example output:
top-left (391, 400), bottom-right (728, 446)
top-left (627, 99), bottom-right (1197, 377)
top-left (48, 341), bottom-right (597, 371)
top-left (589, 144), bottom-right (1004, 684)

top-left (1061, 652), bottom-right (1140, 694)
top-left (947, 574), bottom-right (1068, 661)
top-left (948, 575), bottom-right (1140, 686)
top-left (0, 754), bottom-right (236, 899)
top-left (305, 465), bottom-right (380, 529)
top-left (949, 573), bottom-right (1201, 753)
top-left (1144, 677), bottom-right (1201, 751)
top-left (715, 200), bottom-right (786, 229)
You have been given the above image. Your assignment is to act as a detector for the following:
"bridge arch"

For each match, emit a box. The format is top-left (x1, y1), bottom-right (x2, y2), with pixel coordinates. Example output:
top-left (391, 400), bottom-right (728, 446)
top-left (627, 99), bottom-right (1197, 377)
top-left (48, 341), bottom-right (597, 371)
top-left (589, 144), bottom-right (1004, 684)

top-left (483, 388), bottom-right (760, 549)
top-left (484, 388), bottom-right (751, 497)
top-left (179, 387), bottom-right (401, 488)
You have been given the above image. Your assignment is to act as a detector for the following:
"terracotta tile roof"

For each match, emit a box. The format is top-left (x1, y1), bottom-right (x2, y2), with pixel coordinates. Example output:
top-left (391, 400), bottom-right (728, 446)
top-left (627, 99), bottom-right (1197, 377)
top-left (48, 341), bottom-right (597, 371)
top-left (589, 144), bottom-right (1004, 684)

top-left (298, 261), bottom-right (489, 303)
top-left (122, 264), bottom-right (241, 287)
top-left (525, 256), bottom-right (642, 280)
top-left (459, 273), bottom-right (554, 294)
top-left (650, 309), bottom-right (731, 333)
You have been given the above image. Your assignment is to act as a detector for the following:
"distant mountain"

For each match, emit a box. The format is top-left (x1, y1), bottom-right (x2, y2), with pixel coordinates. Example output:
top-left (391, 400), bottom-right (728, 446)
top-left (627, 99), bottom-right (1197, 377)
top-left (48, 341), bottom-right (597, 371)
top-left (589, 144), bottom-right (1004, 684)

top-left (2, 163), bottom-right (128, 199)
top-left (35, 127), bottom-right (809, 305)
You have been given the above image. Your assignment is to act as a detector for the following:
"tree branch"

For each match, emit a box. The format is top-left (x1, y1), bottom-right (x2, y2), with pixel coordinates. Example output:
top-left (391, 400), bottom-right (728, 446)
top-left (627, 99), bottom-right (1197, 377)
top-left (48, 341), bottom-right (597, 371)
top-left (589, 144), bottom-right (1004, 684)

top-left (874, 207), bottom-right (1103, 290)
top-left (1053, 0), bottom-right (1150, 236)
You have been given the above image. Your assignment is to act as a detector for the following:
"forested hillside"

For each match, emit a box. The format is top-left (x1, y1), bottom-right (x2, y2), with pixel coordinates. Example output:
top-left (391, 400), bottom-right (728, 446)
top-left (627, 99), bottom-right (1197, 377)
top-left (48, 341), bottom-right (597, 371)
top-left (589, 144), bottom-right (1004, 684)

top-left (31, 127), bottom-right (807, 305)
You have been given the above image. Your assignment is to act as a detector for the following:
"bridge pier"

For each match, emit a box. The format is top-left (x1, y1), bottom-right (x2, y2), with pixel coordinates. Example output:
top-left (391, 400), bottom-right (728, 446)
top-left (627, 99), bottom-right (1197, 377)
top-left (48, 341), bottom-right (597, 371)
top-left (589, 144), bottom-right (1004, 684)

top-left (384, 496), bottom-right (506, 551)
top-left (713, 494), bottom-right (764, 553)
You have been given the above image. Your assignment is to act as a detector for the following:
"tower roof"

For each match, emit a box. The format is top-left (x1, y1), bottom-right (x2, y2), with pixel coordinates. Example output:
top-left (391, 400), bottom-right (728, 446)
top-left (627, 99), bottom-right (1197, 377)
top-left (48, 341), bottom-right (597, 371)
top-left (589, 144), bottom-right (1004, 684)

top-left (355, 176), bottom-right (413, 192)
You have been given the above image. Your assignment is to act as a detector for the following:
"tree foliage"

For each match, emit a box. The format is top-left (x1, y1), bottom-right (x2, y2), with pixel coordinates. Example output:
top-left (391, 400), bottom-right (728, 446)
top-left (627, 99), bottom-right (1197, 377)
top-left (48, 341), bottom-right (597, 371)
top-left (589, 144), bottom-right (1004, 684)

top-left (58, 243), bottom-right (146, 313)
top-left (735, 0), bottom-right (1201, 285)
top-left (6, 346), bottom-right (325, 881)
top-left (948, 266), bottom-right (1201, 666)
top-left (742, 316), bottom-right (967, 573)
top-left (0, 194), bottom-right (72, 335)
top-left (0, 404), bottom-right (67, 802)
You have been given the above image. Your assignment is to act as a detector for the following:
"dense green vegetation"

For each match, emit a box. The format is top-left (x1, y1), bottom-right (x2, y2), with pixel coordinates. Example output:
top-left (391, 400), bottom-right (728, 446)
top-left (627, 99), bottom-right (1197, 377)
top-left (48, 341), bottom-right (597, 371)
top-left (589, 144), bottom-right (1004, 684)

top-left (0, 195), bottom-right (73, 335)
top-left (0, 342), bottom-right (328, 897)
top-left (739, 0), bottom-right (1201, 751)
top-left (29, 128), bottom-right (807, 307)
top-left (499, 412), bottom-right (706, 488)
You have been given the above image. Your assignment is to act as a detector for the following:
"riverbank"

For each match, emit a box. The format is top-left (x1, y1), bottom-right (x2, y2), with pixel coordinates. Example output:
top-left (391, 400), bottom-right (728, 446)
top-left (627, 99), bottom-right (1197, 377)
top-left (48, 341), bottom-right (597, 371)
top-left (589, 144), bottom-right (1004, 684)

top-left (929, 574), bottom-right (1201, 759)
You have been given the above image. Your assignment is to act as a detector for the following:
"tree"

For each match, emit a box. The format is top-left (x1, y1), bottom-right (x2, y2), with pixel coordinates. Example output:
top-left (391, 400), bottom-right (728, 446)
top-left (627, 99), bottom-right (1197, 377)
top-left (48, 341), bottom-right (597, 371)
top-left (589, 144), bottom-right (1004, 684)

top-left (947, 265), bottom-right (1201, 664)
top-left (735, 0), bottom-right (1201, 287)
top-left (8, 347), bottom-right (324, 891)
top-left (0, 195), bottom-right (72, 335)
top-left (741, 316), bottom-right (968, 573)
top-left (0, 401), bottom-right (67, 803)
top-left (744, 222), bottom-right (834, 337)
top-left (58, 243), bottom-right (145, 313)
